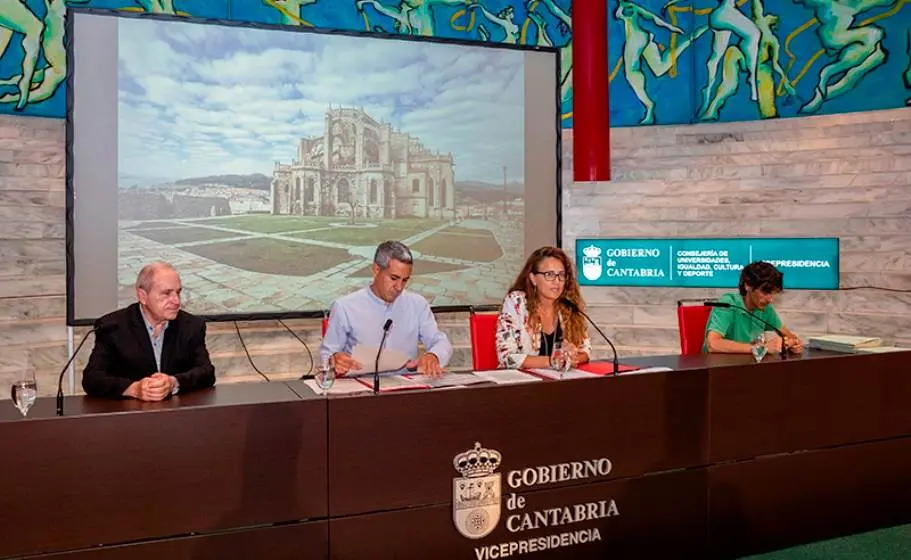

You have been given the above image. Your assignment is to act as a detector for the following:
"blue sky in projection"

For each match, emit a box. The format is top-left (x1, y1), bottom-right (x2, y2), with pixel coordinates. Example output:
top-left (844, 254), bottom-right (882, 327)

top-left (117, 18), bottom-right (526, 184)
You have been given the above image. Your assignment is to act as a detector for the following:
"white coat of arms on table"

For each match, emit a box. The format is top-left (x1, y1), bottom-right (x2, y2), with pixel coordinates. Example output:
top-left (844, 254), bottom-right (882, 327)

top-left (582, 245), bottom-right (603, 281)
top-left (452, 442), bottom-right (502, 539)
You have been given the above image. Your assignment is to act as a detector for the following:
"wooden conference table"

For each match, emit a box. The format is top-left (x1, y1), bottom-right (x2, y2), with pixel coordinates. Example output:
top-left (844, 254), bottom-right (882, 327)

top-left (1, 349), bottom-right (910, 559)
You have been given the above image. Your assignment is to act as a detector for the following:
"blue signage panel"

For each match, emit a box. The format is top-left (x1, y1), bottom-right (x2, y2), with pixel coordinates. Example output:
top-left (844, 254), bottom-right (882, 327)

top-left (576, 238), bottom-right (839, 290)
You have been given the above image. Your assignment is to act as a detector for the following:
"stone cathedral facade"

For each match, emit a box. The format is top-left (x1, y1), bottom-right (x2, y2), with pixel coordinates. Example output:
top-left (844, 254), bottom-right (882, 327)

top-left (271, 107), bottom-right (456, 219)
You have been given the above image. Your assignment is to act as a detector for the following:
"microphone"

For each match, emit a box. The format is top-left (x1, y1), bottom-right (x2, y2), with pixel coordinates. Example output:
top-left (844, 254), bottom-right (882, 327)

top-left (561, 298), bottom-right (619, 375)
top-left (57, 322), bottom-right (118, 416)
top-left (374, 319), bottom-right (393, 394)
top-left (704, 301), bottom-right (787, 359)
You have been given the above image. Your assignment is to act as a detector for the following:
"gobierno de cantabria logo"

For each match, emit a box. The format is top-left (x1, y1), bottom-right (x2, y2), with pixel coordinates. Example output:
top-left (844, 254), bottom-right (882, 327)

top-left (453, 442), bottom-right (502, 539)
top-left (581, 245), bottom-right (602, 281)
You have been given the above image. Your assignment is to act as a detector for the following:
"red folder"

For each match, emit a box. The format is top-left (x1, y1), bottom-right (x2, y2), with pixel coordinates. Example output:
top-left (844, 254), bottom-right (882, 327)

top-left (577, 362), bottom-right (640, 375)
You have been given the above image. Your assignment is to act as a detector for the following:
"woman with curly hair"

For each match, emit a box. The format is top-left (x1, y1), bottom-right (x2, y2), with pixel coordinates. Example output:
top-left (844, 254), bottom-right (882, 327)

top-left (496, 246), bottom-right (591, 369)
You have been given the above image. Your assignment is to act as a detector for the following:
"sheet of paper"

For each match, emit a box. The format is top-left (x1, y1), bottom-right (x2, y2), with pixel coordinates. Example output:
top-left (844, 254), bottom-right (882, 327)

top-left (809, 334), bottom-right (881, 346)
top-left (356, 375), bottom-right (430, 392)
top-left (406, 372), bottom-right (488, 388)
top-left (618, 366), bottom-right (673, 375)
top-left (475, 369), bottom-right (542, 385)
top-left (303, 378), bottom-right (372, 395)
top-left (349, 344), bottom-right (410, 374)
top-left (527, 368), bottom-right (600, 380)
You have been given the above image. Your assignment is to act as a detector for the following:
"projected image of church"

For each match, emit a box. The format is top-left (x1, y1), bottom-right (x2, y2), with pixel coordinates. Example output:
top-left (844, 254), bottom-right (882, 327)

top-left (112, 16), bottom-right (533, 315)
top-left (272, 107), bottom-right (455, 220)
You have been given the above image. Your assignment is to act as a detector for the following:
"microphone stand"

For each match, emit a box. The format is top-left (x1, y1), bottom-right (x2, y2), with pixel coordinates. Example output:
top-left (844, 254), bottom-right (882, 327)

top-left (57, 325), bottom-right (103, 416)
top-left (374, 320), bottom-right (393, 394)
top-left (563, 299), bottom-right (619, 375)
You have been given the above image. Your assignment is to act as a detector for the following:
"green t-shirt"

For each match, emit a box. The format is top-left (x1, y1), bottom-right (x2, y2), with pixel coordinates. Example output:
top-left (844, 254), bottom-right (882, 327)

top-left (703, 292), bottom-right (783, 352)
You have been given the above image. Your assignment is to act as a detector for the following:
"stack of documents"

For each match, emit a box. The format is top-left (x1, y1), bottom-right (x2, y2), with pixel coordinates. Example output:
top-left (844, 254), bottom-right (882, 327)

top-left (855, 346), bottom-right (910, 354)
top-left (807, 334), bottom-right (883, 353)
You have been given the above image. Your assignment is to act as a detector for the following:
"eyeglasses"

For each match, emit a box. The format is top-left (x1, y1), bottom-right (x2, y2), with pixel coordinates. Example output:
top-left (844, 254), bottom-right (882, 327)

top-left (534, 271), bottom-right (567, 282)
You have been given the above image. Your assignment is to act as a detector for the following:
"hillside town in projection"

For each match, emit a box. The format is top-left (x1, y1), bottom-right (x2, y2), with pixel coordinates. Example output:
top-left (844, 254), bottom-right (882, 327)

top-left (271, 107), bottom-right (456, 220)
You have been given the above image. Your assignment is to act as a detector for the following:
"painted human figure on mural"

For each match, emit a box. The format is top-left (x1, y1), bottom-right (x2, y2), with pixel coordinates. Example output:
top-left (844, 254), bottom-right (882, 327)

top-left (694, 0), bottom-right (762, 116)
top-left (403, 0), bottom-right (475, 36)
top-left (529, 0), bottom-right (572, 107)
top-left (266, 0), bottom-right (317, 26)
top-left (0, 0), bottom-right (66, 108)
top-left (135, 0), bottom-right (176, 13)
top-left (794, 0), bottom-right (895, 114)
top-left (525, 11), bottom-right (553, 47)
top-left (0, 0), bottom-right (42, 111)
top-left (357, 0), bottom-right (414, 33)
top-left (471, 4), bottom-right (519, 44)
top-left (357, 0), bottom-right (471, 36)
top-left (616, 0), bottom-right (707, 125)
top-left (700, 0), bottom-right (796, 120)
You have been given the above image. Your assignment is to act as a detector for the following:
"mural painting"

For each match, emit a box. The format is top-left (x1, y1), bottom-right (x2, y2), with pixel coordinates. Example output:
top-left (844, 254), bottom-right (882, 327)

top-left (0, 0), bottom-right (908, 124)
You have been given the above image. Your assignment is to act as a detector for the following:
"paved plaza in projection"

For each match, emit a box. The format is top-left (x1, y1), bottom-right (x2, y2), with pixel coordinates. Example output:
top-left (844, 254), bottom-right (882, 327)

top-left (117, 214), bottom-right (522, 314)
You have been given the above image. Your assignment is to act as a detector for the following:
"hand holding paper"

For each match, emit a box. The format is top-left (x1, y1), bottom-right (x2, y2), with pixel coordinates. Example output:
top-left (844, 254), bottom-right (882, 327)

top-left (331, 352), bottom-right (363, 376)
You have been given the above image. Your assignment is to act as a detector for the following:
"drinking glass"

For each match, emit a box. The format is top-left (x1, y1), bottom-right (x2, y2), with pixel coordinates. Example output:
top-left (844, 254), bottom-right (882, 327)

top-left (750, 333), bottom-right (768, 363)
top-left (314, 356), bottom-right (336, 393)
top-left (11, 369), bottom-right (38, 417)
top-left (550, 341), bottom-right (571, 379)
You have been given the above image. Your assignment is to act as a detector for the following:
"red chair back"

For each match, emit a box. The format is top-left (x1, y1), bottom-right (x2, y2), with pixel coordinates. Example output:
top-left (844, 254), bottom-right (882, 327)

top-left (677, 302), bottom-right (712, 355)
top-left (321, 317), bottom-right (328, 337)
top-left (469, 312), bottom-right (500, 371)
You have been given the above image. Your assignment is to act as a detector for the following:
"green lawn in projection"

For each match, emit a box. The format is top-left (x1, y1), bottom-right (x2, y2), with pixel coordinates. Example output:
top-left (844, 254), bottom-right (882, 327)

top-left (129, 227), bottom-right (244, 244)
top-left (180, 238), bottom-right (352, 276)
top-left (411, 227), bottom-right (503, 261)
top-left (124, 216), bottom-right (507, 279)
top-left (201, 215), bottom-right (337, 234)
top-left (286, 218), bottom-right (447, 245)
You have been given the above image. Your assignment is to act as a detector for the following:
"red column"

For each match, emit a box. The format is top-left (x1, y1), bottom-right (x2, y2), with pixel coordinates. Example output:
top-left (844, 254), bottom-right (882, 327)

top-left (571, 0), bottom-right (610, 182)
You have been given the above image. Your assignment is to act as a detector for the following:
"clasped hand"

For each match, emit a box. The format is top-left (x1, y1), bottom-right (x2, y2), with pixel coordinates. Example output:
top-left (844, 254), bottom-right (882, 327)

top-left (783, 335), bottom-right (804, 354)
top-left (125, 373), bottom-right (175, 402)
top-left (765, 335), bottom-right (804, 355)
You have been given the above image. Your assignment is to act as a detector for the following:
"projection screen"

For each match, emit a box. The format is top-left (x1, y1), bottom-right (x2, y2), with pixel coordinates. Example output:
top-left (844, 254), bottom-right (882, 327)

top-left (67, 9), bottom-right (561, 325)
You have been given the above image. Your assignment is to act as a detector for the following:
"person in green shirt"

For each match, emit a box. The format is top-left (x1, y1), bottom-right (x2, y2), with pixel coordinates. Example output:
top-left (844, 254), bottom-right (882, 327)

top-left (704, 261), bottom-right (804, 354)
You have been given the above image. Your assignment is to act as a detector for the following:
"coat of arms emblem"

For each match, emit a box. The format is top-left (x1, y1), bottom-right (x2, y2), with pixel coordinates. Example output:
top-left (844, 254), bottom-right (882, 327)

top-left (452, 442), bottom-right (502, 539)
top-left (581, 245), bottom-right (603, 281)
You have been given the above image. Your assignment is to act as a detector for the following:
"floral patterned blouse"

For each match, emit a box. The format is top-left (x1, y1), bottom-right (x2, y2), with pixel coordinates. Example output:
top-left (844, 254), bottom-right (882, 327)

top-left (495, 291), bottom-right (592, 369)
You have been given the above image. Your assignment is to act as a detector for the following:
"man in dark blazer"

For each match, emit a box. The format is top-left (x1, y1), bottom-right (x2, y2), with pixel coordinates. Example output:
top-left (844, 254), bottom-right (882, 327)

top-left (82, 261), bottom-right (216, 400)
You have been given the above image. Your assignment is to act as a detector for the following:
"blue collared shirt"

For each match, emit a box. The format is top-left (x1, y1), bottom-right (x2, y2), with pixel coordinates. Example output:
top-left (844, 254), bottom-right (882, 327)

top-left (319, 286), bottom-right (452, 368)
top-left (140, 307), bottom-right (169, 372)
